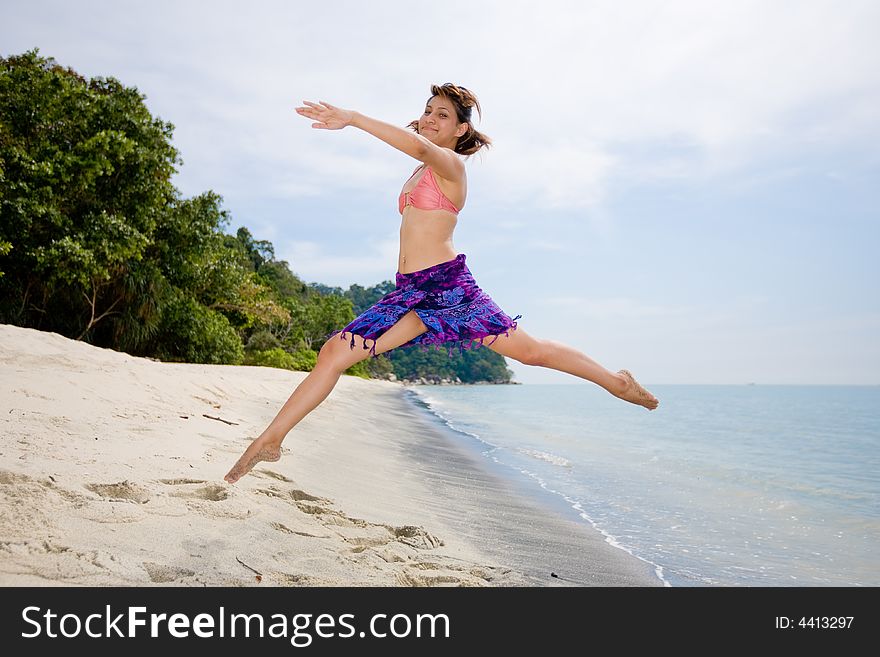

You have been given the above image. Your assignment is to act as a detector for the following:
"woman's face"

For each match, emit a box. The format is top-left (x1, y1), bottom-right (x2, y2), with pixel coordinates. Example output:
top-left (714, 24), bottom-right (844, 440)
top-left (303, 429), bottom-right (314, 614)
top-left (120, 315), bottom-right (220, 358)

top-left (419, 95), bottom-right (465, 148)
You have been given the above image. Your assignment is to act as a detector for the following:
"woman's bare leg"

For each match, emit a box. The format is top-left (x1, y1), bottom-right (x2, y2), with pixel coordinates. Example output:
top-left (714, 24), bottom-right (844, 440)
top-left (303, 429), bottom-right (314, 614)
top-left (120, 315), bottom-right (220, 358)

top-left (223, 311), bottom-right (429, 483)
top-left (485, 327), bottom-right (659, 410)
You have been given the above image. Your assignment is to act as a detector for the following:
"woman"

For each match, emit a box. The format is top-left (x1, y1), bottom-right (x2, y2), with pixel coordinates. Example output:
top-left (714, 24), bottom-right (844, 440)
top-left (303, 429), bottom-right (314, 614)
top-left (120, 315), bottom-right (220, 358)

top-left (224, 83), bottom-right (658, 484)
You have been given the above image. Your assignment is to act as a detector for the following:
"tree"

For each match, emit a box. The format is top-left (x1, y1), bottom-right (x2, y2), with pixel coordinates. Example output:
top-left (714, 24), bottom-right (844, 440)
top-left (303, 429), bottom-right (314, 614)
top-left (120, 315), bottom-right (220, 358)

top-left (0, 50), bottom-right (287, 363)
top-left (150, 193), bottom-right (290, 333)
top-left (0, 50), bottom-right (177, 342)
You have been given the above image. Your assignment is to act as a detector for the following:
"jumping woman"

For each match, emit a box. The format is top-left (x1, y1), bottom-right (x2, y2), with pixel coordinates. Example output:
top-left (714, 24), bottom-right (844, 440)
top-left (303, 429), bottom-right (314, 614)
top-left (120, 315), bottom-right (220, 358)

top-left (224, 83), bottom-right (659, 484)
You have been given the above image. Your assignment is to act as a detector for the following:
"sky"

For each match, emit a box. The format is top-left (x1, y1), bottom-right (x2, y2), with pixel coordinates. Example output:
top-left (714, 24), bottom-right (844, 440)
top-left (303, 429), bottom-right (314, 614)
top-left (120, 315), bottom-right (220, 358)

top-left (3, 0), bottom-right (878, 384)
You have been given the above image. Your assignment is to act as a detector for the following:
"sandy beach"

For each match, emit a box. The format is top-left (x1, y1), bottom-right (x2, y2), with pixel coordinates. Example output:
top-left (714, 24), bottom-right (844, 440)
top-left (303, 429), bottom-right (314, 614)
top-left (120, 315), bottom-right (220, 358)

top-left (0, 323), bottom-right (662, 587)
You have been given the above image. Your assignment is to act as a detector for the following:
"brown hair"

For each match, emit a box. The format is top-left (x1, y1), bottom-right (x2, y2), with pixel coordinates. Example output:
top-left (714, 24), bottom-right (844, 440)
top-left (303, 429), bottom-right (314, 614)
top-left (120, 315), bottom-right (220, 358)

top-left (407, 83), bottom-right (492, 156)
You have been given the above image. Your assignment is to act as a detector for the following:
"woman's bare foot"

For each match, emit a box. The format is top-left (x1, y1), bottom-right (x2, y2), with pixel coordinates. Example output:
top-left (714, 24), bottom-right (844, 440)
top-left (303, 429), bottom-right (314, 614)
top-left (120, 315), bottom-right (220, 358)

top-left (616, 369), bottom-right (659, 410)
top-left (224, 436), bottom-right (281, 484)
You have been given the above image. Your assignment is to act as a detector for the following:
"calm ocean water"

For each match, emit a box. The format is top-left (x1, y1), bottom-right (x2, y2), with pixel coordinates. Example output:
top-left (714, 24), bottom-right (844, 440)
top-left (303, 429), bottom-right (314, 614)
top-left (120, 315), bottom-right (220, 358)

top-left (402, 383), bottom-right (879, 587)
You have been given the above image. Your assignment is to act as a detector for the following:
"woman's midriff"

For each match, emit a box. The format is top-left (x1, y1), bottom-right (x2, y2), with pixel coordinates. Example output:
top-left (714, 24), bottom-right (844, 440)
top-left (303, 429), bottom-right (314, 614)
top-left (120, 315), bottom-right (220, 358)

top-left (398, 209), bottom-right (458, 274)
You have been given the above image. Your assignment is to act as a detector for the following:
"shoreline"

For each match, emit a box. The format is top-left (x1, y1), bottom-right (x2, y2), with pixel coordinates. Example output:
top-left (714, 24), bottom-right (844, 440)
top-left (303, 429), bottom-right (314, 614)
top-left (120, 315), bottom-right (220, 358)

top-left (396, 386), bottom-right (665, 586)
top-left (0, 323), bottom-right (661, 586)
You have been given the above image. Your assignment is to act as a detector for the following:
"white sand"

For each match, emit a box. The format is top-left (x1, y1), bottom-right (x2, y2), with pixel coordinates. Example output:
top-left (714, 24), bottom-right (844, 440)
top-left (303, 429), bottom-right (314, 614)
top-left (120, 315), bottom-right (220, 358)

top-left (0, 323), bottom-right (662, 587)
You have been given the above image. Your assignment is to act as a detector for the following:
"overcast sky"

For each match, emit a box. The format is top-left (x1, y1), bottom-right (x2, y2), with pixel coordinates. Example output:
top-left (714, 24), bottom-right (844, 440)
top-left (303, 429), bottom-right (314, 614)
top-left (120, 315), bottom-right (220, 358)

top-left (4, 0), bottom-right (878, 384)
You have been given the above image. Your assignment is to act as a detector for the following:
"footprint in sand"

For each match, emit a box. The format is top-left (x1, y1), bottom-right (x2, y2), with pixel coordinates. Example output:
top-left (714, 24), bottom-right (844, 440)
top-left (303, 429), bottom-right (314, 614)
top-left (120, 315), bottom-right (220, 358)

top-left (250, 483), bottom-right (444, 552)
top-left (395, 569), bottom-right (474, 587)
top-left (85, 481), bottom-right (150, 504)
top-left (0, 470), bottom-right (32, 486)
top-left (2, 539), bottom-right (120, 583)
top-left (392, 525), bottom-right (444, 550)
top-left (164, 481), bottom-right (229, 501)
top-left (231, 480), bottom-right (510, 587)
top-left (77, 481), bottom-right (153, 523)
top-left (142, 561), bottom-right (196, 583)
top-left (159, 479), bottom-right (248, 519)
top-left (0, 472), bottom-right (143, 526)
top-left (254, 485), bottom-right (327, 504)
top-left (273, 573), bottom-right (319, 586)
top-left (254, 469), bottom-right (294, 482)
top-left (394, 556), bottom-right (509, 587)
top-left (270, 522), bottom-right (332, 539)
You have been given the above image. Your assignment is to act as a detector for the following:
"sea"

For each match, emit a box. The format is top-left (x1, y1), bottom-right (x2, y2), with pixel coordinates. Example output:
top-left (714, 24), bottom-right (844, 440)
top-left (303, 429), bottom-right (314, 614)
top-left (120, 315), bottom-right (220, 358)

top-left (402, 383), bottom-right (879, 587)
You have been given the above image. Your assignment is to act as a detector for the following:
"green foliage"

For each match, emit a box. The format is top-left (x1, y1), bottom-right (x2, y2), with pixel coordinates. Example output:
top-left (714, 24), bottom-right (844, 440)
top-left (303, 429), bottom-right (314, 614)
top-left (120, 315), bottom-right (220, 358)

top-left (289, 348), bottom-right (318, 372)
top-left (244, 347), bottom-right (296, 370)
top-left (347, 281), bottom-right (396, 314)
top-left (245, 328), bottom-right (281, 352)
top-left (243, 330), bottom-right (318, 373)
top-left (152, 194), bottom-right (290, 333)
top-left (0, 49), bottom-right (177, 341)
top-left (342, 360), bottom-right (370, 379)
top-left (308, 282), bottom-right (344, 298)
top-left (0, 240), bottom-right (11, 277)
top-left (233, 227), bottom-right (308, 302)
top-left (257, 259), bottom-right (308, 300)
top-left (0, 50), bottom-right (285, 363)
top-left (283, 293), bottom-right (355, 351)
top-left (364, 351), bottom-right (394, 379)
top-left (151, 291), bottom-right (243, 364)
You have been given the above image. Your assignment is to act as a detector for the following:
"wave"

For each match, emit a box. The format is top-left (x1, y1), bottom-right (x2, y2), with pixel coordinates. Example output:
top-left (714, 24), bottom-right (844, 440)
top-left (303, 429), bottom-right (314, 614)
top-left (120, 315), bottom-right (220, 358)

top-left (516, 448), bottom-right (572, 468)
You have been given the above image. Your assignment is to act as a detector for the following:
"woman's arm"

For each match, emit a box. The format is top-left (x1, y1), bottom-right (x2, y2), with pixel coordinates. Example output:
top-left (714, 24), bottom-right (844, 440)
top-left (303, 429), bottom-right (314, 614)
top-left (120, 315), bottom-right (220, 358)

top-left (349, 111), bottom-right (428, 160)
top-left (295, 100), bottom-right (463, 181)
top-left (351, 112), bottom-right (463, 181)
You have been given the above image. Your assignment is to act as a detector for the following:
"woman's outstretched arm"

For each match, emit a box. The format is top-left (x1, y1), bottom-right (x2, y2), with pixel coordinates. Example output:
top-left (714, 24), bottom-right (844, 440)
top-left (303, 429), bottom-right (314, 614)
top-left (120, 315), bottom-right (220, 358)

top-left (295, 99), bottom-right (463, 181)
top-left (296, 100), bottom-right (429, 160)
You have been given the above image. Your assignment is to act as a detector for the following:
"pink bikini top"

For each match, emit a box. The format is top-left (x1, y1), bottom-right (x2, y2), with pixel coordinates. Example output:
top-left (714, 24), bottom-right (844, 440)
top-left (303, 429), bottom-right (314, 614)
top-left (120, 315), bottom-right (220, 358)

top-left (398, 165), bottom-right (460, 215)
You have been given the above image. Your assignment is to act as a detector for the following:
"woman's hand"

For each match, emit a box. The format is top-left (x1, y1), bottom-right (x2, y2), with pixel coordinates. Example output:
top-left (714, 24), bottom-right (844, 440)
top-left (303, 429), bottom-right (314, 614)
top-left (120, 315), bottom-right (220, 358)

top-left (295, 100), bottom-right (354, 130)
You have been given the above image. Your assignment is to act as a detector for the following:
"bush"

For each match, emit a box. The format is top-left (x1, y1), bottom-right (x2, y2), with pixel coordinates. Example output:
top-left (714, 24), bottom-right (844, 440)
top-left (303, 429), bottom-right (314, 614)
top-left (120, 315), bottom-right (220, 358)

top-left (366, 353), bottom-right (394, 379)
top-left (245, 347), bottom-right (296, 370)
top-left (289, 348), bottom-right (318, 372)
top-left (244, 347), bottom-right (318, 372)
top-left (245, 329), bottom-right (281, 352)
top-left (343, 361), bottom-right (370, 379)
top-left (153, 294), bottom-right (244, 364)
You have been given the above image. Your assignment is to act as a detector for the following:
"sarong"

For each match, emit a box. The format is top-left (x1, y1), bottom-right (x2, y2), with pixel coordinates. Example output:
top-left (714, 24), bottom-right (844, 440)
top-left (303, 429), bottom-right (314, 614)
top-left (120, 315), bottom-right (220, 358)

top-left (325, 253), bottom-right (522, 358)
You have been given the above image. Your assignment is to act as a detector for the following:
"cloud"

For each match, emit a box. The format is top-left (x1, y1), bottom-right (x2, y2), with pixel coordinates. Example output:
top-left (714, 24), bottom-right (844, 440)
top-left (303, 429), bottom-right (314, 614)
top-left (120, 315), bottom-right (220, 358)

top-left (473, 0), bottom-right (880, 187)
top-left (6, 0), bottom-right (877, 212)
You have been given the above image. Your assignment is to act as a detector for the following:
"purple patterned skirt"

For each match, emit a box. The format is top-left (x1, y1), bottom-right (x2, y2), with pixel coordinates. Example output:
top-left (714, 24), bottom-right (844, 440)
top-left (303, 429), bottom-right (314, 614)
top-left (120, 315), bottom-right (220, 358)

top-left (325, 253), bottom-right (522, 358)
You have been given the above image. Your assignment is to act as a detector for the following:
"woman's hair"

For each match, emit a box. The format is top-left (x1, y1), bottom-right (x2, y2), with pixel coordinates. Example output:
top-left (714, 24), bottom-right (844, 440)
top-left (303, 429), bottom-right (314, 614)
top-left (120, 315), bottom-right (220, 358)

top-left (407, 83), bottom-right (492, 156)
